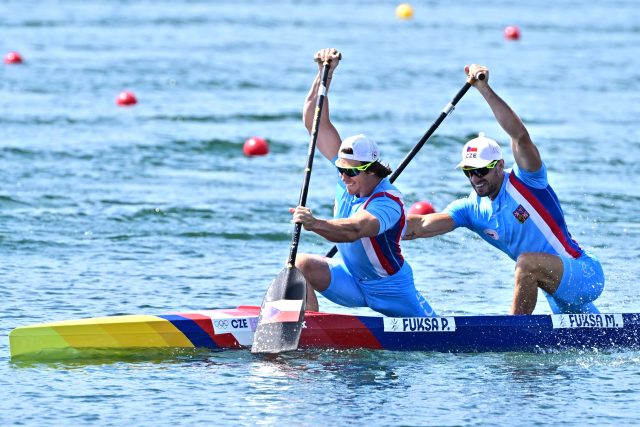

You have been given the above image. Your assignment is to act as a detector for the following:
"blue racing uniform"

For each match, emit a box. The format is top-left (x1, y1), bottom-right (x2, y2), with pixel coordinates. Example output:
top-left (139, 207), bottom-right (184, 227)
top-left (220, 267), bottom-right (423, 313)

top-left (322, 161), bottom-right (435, 317)
top-left (444, 162), bottom-right (604, 314)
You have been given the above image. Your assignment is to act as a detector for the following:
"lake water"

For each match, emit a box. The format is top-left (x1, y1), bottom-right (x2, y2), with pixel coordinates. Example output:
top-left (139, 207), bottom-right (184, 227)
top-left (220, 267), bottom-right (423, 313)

top-left (2, 0), bottom-right (640, 425)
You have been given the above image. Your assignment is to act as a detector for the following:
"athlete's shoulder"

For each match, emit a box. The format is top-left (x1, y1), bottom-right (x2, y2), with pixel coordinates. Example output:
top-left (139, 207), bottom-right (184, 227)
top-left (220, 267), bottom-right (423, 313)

top-left (369, 179), bottom-right (403, 201)
top-left (443, 192), bottom-right (477, 217)
top-left (512, 162), bottom-right (548, 188)
top-left (377, 177), bottom-right (400, 193)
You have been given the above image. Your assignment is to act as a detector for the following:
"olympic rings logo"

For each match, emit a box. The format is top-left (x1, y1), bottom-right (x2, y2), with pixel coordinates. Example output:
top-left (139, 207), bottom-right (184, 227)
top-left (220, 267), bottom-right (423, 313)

top-left (214, 320), bottom-right (229, 329)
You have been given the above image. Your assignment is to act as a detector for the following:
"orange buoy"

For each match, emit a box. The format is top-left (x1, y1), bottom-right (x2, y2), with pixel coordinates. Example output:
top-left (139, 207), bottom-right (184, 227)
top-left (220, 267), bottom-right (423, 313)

top-left (408, 201), bottom-right (436, 215)
top-left (243, 137), bottom-right (269, 156)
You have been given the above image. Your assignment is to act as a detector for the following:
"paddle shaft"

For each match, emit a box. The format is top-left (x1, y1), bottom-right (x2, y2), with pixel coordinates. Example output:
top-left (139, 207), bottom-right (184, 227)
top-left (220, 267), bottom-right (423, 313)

top-left (324, 73), bottom-right (485, 258)
top-left (288, 62), bottom-right (332, 266)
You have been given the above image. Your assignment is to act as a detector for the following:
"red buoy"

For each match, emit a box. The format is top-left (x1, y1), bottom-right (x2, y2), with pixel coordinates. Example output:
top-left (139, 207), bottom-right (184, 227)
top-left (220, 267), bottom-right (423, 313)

top-left (504, 25), bottom-right (521, 41)
top-left (4, 51), bottom-right (23, 64)
top-left (409, 201), bottom-right (436, 215)
top-left (243, 137), bottom-right (269, 156)
top-left (116, 91), bottom-right (138, 106)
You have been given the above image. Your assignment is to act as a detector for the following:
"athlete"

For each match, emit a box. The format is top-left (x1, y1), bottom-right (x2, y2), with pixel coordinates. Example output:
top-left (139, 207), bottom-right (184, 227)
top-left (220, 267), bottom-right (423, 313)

top-left (290, 48), bottom-right (435, 317)
top-left (405, 64), bottom-right (605, 315)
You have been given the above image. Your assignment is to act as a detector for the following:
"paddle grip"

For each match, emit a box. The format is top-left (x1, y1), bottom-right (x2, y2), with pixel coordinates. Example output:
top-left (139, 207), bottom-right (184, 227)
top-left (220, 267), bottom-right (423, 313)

top-left (468, 72), bottom-right (486, 83)
top-left (315, 52), bottom-right (342, 63)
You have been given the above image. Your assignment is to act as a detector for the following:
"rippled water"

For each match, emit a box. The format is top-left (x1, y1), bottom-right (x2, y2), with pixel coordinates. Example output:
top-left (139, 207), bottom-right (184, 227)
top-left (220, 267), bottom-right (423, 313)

top-left (2, 0), bottom-right (640, 425)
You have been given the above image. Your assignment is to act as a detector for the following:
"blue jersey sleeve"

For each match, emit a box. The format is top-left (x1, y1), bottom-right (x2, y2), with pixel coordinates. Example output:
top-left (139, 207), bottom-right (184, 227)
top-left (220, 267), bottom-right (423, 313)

top-left (513, 162), bottom-right (548, 188)
top-left (443, 195), bottom-right (474, 229)
top-left (365, 196), bottom-right (402, 235)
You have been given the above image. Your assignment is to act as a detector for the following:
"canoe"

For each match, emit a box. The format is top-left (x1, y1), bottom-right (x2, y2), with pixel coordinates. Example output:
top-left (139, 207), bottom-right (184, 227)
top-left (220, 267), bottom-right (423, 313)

top-left (9, 306), bottom-right (640, 358)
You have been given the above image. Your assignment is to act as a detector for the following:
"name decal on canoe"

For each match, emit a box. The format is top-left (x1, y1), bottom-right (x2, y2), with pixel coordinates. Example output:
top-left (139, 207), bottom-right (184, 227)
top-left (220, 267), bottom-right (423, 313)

top-left (213, 317), bottom-right (257, 333)
top-left (551, 313), bottom-right (624, 329)
top-left (383, 317), bottom-right (456, 333)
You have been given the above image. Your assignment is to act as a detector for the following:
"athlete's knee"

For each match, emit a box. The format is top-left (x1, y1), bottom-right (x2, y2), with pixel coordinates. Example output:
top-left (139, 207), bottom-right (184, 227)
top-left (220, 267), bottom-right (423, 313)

top-left (515, 253), bottom-right (540, 275)
top-left (516, 253), bottom-right (564, 296)
top-left (295, 253), bottom-right (331, 291)
top-left (514, 255), bottom-right (539, 288)
top-left (295, 253), bottom-right (315, 271)
top-left (516, 253), bottom-right (561, 281)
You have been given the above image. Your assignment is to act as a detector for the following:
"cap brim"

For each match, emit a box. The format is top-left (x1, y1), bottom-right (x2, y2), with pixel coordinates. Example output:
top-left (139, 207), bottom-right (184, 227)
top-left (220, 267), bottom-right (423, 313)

top-left (455, 158), bottom-right (494, 169)
top-left (336, 155), bottom-right (378, 165)
top-left (337, 153), bottom-right (356, 161)
top-left (335, 157), bottom-right (357, 168)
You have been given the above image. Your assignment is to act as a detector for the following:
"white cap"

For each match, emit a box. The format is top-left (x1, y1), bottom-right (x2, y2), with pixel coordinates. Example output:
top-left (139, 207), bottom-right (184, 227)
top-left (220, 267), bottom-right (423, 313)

top-left (456, 133), bottom-right (503, 168)
top-left (337, 134), bottom-right (380, 163)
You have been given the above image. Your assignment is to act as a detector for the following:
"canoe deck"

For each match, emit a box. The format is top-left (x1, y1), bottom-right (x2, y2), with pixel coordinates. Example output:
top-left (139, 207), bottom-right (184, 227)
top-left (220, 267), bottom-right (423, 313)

top-left (9, 306), bottom-right (640, 358)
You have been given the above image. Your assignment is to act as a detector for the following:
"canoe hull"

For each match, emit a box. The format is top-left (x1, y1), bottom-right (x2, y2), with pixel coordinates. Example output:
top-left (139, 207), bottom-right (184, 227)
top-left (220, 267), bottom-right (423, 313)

top-left (9, 307), bottom-right (640, 358)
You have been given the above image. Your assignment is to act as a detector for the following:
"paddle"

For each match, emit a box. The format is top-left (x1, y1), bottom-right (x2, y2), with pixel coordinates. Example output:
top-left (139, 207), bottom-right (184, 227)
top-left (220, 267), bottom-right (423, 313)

top-left (323, 72), bottom-right (485, 258)
top-left (251, 59), bottom-right (335, 354)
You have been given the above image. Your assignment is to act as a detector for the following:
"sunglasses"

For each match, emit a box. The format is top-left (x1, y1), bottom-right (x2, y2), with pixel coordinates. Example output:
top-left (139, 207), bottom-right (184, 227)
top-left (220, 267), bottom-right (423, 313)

top-left (336, 161), bottom-right (376, 177)
top-left (463, 160), bottom-right (499, 178)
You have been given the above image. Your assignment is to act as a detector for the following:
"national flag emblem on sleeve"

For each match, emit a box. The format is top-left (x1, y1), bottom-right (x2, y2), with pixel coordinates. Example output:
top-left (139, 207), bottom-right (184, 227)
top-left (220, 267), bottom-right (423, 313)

top-left (260, 299), bottom-right (303, 324)
top-left (467, 146), bottom-right (478, 152)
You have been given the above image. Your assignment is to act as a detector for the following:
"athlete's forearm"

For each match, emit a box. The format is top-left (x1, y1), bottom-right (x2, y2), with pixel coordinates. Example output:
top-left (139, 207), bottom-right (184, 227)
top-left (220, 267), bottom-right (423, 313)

top-left (477, 84), bottom-right (541, 170)
top-left (477, 85), bottom-right (529, 142)
top-left (306, 217), bottom-right (373, 243)
top-left (302, 71), bottom-right (334, 134)
top-left (303, 73), bottom-right (322, 133)
top-left (404, 213), bottom-right (455, 240)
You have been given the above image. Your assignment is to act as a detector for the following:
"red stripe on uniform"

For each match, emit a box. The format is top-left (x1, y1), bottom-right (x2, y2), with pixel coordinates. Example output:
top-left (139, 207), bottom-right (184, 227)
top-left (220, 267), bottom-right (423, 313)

top-left (368, 237), bottom-right (397, 275)
top-left (385, 192), bottom-right (406, 266)
top-left (364, 192), bottom-right (405, 274)
top-left (508, 174), bottom-right (582, 258)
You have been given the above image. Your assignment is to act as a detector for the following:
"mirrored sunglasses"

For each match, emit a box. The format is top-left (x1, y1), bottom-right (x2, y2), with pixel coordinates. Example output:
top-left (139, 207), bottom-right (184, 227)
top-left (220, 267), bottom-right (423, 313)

top-left (336, 160), bottom-right (376, 177)
top-left (462, 160), bottom-right (499, 178)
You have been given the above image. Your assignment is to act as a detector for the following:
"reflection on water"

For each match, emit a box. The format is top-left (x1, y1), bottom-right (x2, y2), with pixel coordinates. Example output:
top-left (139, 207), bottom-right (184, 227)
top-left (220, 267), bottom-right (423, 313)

top-left (247, 349), bottom-right (405, 389)
top-left (9, 347), bottom-right (216, 369)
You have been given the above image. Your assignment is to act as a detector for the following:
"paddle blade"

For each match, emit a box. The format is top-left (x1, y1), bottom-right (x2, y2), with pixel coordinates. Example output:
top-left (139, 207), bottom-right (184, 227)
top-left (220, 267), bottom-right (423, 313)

top-left (251, 267), bottom-right (307, 354)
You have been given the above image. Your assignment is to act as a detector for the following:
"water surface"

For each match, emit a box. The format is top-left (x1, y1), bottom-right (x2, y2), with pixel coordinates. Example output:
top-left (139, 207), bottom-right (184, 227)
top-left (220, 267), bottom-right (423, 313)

top-left (2, 0), bottom-right (640, 425)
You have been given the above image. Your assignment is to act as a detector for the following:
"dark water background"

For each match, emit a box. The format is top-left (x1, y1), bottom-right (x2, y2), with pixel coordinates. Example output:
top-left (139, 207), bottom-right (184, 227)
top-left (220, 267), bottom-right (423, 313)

top-left (2, 0), bottom-right (640, 425)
